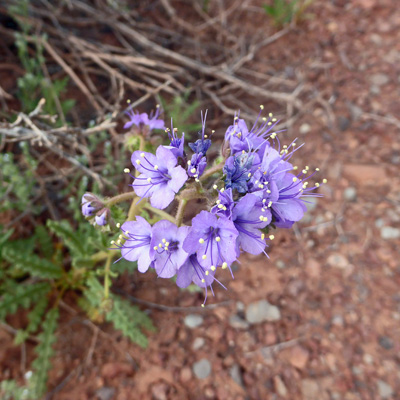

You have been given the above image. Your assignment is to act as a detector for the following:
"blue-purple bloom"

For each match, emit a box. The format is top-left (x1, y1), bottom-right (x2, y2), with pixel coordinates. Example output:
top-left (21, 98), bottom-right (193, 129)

top-left (210, 188), bottom-right (235, 219)
top-left (183, 211), bottom-right (238, 273)
top-left (164, 121), bottom-right (185, 159)
top-left (119, 217), bottom-right (153, 272)
top-left (187, 153), bottom-right (207, 179)
top-left (131, 146), bottom-right (187, 209)
top-left (150, 220), bottom-right (190, 278)
top-left (95, 209), bottom-right (108, 226)
top-left (188, 111), bottom-right (211, 156)
top-left (223, 151), bottom-right (257, 193)
top-left (124, 107), bottom-right (165, 132)
top-left (81, 193), bottom-right (103, 217)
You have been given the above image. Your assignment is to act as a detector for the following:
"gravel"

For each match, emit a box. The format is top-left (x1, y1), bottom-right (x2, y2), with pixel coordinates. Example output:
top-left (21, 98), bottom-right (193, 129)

top-left (377, 380), bottom-right (393, 399)
top-left (229, 315), bottom-right (250, 330)
top-left (245, 300), bottom-right (281, 324)
top-left (343, 187), bottom-right (357, 201)
top-left (380, 226), bottom-right (400, 240)
top-left (193, 359), bottom-right (211, 379)
top-left (184, 314), bottom-right (203, 328)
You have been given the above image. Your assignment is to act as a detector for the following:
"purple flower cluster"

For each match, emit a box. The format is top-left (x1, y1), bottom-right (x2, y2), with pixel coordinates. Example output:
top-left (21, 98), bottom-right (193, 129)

top-left (81, 193), bottom-right (111, 227)
top-left (111, 107), bottom-right (324, 305)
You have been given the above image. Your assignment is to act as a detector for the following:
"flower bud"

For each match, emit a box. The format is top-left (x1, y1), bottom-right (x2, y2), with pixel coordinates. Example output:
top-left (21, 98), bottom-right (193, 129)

top-left (95, 208), bottom-right (110, 226)
top-left (81, 193), bottom-right (103, 218)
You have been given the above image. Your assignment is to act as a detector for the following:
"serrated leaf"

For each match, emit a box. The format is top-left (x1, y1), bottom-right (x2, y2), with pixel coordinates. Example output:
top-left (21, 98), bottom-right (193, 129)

top-left (0, 282), bottom-right (51, 320)
top-left (105, 295), bottom-right (154, 348)
top-left (2, 247), bottom-right (62, 279)
top-left (47, 219), bottom-right (85, 256)
top-left (30, 307), bottom-right (59, 398)
top-left (35, 225), bottom-right (54, 259)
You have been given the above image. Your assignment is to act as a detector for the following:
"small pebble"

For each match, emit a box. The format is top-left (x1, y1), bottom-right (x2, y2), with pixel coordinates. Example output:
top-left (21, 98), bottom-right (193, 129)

top-left (96, 387), bottom-right (115, 400)
top-left (343, 187), bottom-right (357, 201)
top-left (184, 314), bottom-right (203, 329)
top-left (370, 73), bottom-right (389, 86)
top-left (300, 123), bottom-right (311, 134)
top-left (378, 336), bottom-right (394, 350)
top-left (245, 300), bottom-right (281, 324)
top-left (229, 364), bottom-right (244, 386)
top-left (229, 315), bottom-right (249, 330)
top-left (193, 359), bottom-right (212, 379)
top-left (377, 380), bottom-right (393, 399)
top-left (192, 337), bottom-right (205, 350)
top-left (380, 226), bottom-right (400, 240)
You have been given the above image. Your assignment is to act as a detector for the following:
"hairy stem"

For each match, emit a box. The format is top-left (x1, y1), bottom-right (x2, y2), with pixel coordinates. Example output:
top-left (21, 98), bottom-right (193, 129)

top-left (175, 198), bottom-right (188, 226)
top-left (200, 161), bottom-right (225, 181)
top-left (104, 253), bottom-right (113, 299)
top-left (127, 196), bottom-right (146, 221)
top-left (144, 203), bottom-right (176, 223)
top-left (105, 191), bottom-right (136, 207)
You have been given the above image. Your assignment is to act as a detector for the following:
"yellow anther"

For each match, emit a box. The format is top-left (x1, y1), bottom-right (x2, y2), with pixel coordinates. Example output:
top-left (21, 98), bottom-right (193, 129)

top-left (262, 117), bottom-right (267, 122)
top-left (293, 166), bottom-right (298, 170)
top-left (272, 118), bottom-right (277, 122)
top-left (212, 130), bottom-right (215, 133)
top-left (268, 201), bottom-right (272, 207)
top-left (261, 234), bottom-right (265, 240)
top-left (116, 223), bottom-right (121, 228)
top-left (195, 178), bottom-right (200, 182)
top-left (191, 168), bottom-right (196, 173)
top-left (201, 304), bottom-right (205, 308)
top-left (218, 204), bottom-right (224, 209)
top-left (260, 105), bottom-right (264, 110)
top-left (216, 200), bottom-right (221, 204)
top-left (248, 173), bottom-right (252, 178)
top-left (127, 99), bottom-right (131, 103)
top-left (322, 178), bottom-right (328, 184)
top-left (242, 150), bottom-right (245, 154)
top-left (154, 246), bottom-right (158, 250)
top-left (268, 122), bottom-right (272, 126)
top-left (165, 242), bottom-right (170, 246)
top-left (174, 128), bottom-right (178, 132)
top-left (216, 236), bottom-right (221, 242)
top-left (213, 184), bottom-right (218, 190)
top-left (315, 182), bottom-right (320, 187)
top-left (211, 266), bottom-right (216, 271)
top-left (124, 168), bottom-right (130, 173)
top-left (270, 133), bottom-right (277, 139)
top-left (162, 238), bottom-right (166, 243)
top-left (204, 135), bottom-right (208, 138)
top-left (147, 177), bottom-right (152, 183)
top-left (302, 169), bottom-right (307, 174)
top-left (205, 271), bottom-right (209, 276)
top-left (201, 279), bottom-right (205, 283)
top-left (111, 240), bottom-right (115, 244)
top-left (220, 188), bottom-right (225, 193)
top-left (269, 235), bottom-right (275, 240)
top-left (202, 254), bottom-right (207, 260)
top-left (136, 160), bottom-right (141, 165)
top-left (255, 180), bottom-right (259, 185)
top-left (140, 153), bottom-right (145, 157)
top-left (306, 166), bottom-right (309, 170)
top-left (283, 145), bottom-right (288, 148)
top-left (154, 165), bottom-right (159, 170)
top-left (223, 206), bottom-right (227, 211)
top-left (293, 177), bottom-right (298, 182)
top-left (187, 160), bottom-right (191, 165)
top-left (159, 243), bottom-right (163, 248)
top-left (269, 113), bottom-right (273, 117)
top-left (316, 167), bottom-right (320, 171)
top-left (259, 184), bottom-right (264, 189)
top-left (222, 262), bottom-right (228, 269)
top-left (262, 199), bottom-right (266, 203)
top-left (267, 190), bottom-right (271, 194)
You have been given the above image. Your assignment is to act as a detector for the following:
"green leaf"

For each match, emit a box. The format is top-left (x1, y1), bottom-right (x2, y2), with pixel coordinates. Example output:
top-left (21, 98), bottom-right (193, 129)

top-left (30, 308), bottom-right (59, 398)
top-left (0, 282), bottom-right (51, 320)
top-left (105, 295), bottom-right (154, 348)
top-left (2, 247), bottom-right (62, 279)
top-left (35, 225), bottom-right (54, 259)
top-left (47, 219), bottom-right (85, 256)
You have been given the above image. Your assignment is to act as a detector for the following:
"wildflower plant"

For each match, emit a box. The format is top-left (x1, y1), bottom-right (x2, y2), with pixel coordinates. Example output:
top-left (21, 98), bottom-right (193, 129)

top-left (83, 104), bottom-right (326, 307)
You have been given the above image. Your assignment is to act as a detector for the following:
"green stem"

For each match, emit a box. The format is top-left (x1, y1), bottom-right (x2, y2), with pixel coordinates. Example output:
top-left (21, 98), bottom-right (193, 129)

top-left (128, 196), bottom-right (146, 221)
top-left (144, 203), bottom-right (176, 223)
top-left (104, 253), bottom-right (113, 299)
top-left (175, 199), bottom-right (188, 227)
top-left (105, 191), bottom-right (136, 207)
top-left (200, 161), bottom-right (225, 181)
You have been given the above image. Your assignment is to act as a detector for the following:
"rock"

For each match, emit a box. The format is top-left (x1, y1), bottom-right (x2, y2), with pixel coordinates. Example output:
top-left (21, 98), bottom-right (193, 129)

top-left (96, 387), bottom-right (115, 400)
top-left (151, 382), bottom-right (168, 400)
top-left (346, 102), bottom-right (363, 121)
top-left (380, 226), bottom-right (400, 240)
top-left (229, 315), bottom-right (250, 330)
top-left (375, 218), bottom-right (385, 228)
top-left (370, 73), bottom-right (389, 86)
top-left (377, 380), bottom-right (393, 399)
top-left (300, 123), bottom-right (311, 134)
top-left (343, 164), bottom-right (387, 186)
top-left (276, 260), bottom-right (286, 269)
top-left (331, 315), bottom-right (344, 326)
top-left (184, 314), bottom-right (203, 329)
top-left (343, 187), bottom-right (357, 202)
top-left (274, 375), bottom-right (288, 397)
top-left (192, 337), bottom-right (205, 350)
top-left (327, 253), bottom-right (348, 269)
top-left (229, 363), bottom-right (244, 386)
top-left (236, 301), bottom-right (245, 312)
top-left (180, 367), bottom-right (192, 383)
top-left (301, 379), bottom-right (319, 400)
top-left (378, 336), bottom-right (394, 350)
top-left (288, 346), bottom-right (309, 370)
top-left (363, 353), bottom-right (374, 364)
top-left (338, 116), bottom-right (350, 131)
top-left (193, 359), bottom-right (212, 379)
top-left (245, 300), bottom-right (281, 324)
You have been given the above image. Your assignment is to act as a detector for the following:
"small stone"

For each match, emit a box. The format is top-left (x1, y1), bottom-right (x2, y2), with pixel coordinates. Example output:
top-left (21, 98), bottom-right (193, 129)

top-left (96, 387), bottom-right (115, 400)
top-left (276, 260), bottom-right (286, 269)
top-left (380, 226), bottom-right (400, 240)
top-left (375, 218), bottom-right (385, 228)
top-left (193, 359), bottom-right (212, 379)
top-left (245, 300), bottom-right (281, 324)
top-left (229, 315), bottom-right (250, 330)
top-left (343, 187), bottom-right (357, 202)
top-left (229, 364), bottom-right (244, 386)
top-left (151, 382), bottom-right (168, 400)
top-left (363, 353), bottom-right (374, 364)
top-left (288, 346), bottom-right (309, 370)
top-left (331, 315), bottom-right (344, 326)
top-left (327, 253), bottom-right (348, 269)
top-left (378, 336), bottom-right (394, 350)
top-left (338, 116), bottom-right (350, 131)
top-left (184, 314), bottom-right (203, 328)
top-left (180, 367), bottom-right (192, 383)
top-left (301, 379), bottom-right (319, 400)
top-left (236, 301), bottom-right (245, 312)
top-left (300, 123), bottom-right (311, 134)
top-left (305, 196), bottom-right (318, 211)
top-left (274, 375), bottom-right (288, 397)
top-left (370, 73), bottom-right (389, 86)
top-left (377, 380), bottom-right (393, 399)
top-left (192, 337), bottom-right (205, 350)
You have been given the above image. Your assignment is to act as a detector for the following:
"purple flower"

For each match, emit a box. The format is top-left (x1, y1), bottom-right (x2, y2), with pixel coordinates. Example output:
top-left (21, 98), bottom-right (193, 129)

top-left (187, 153), bottom-right (207, 179)
top-left (224, 111), bottom-right (280, 155)
top-left (210, 188), bottom-right (235, 219)
top-left (164, 120), bottom-right (185, 158)
top-left (131, 146), bottom-right (188, 209)
top-left (149, 220), bottom-right (190, 278)
top-left (183, 211), bottom-right (239, 273)
top-left (95, 209), bottom-right (109, 226)
top-left (124, 107), bottom-right (165, 132)
top-left (223, 151), bottom-right (258, 193)
top-left (119, 217), bottom-right (154, 273)
top-left (232, 194), bottom-right (269, 255)
top-left (81, 193), bottom-right (103, 217)
top-left (188, 111), bottom-right (211, 156)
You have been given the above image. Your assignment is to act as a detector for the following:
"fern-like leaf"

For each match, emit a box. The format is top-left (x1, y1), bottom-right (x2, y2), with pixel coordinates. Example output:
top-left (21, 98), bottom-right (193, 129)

top-left (0, 282), bottom-right (51, 320)
top-left (105, 295), bottom-right (154, 348)
top-left (30, 307), bottom-right (59, 398)
top-left (47, 219), bottom-right (85, 256)
top-left (2, 247), bottom-right (62, 279)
